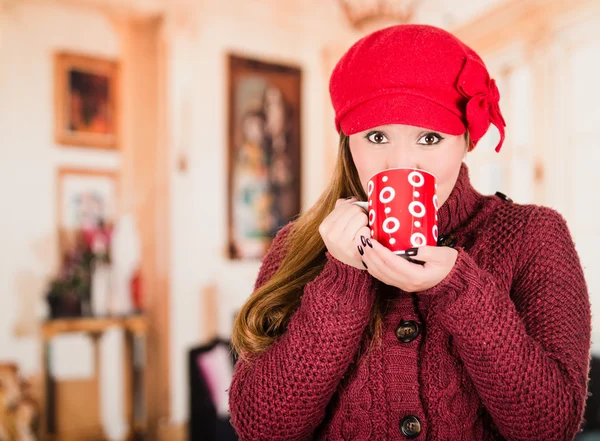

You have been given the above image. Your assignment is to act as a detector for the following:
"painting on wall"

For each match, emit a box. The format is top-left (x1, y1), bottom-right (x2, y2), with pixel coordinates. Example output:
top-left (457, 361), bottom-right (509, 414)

top-left (57, 168), bottom-right (119, 256)
top-left (54, 52), bottom-right (119, 149)
top-left (227, 54), bottom-right (302, 260)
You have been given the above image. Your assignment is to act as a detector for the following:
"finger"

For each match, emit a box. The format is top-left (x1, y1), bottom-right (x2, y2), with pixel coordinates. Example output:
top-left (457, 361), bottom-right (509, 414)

top-left (354, 226), bottom-right (371, 246)
top-left (406, 245), bottom-right (448, 265)
top-left (326, 198), bottom-right (358, 229)
top-left (321, 201), bottom-right (350, 237)
top-left (328, 204), bottom-right (366, 242)
top-left (354, 226), bottom-right (371, 261)
top-left (334, 197), bottom-right (355, 207)
top-left (371, 239), bottom-right (417, 269)
top-left (364, 239), bottom-right (424, 283)
top-left (361, 239), bottom-right (399, 284)
top-left (364, 261), bottom-right (391, 284)
top-left (341, 209), bottom-right (369, 243)
top-left (351, 200), bottom-right (369, 214)
top-left (404, 256), bottom-right (427, 266)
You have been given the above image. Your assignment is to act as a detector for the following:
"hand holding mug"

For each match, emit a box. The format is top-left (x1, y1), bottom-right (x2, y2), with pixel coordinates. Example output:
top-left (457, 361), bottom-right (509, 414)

top-left (351, 167), bottom-right (458, 291)
top-left (358, 238), bottom-right (458, 292)
top-left (319, 198), bottom-right (370, 270)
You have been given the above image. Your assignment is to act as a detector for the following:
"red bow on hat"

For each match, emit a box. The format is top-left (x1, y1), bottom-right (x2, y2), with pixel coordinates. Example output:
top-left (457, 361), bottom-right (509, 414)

top-left (457, 56), bottom-right (506, 152)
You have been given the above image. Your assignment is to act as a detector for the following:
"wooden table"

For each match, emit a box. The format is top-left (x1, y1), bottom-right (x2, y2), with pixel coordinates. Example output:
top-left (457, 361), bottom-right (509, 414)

top-left (40, 316), bottom-right (148, 441)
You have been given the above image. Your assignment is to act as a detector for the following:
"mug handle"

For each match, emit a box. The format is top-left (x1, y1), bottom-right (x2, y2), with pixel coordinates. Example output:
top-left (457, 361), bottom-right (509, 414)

top-left (352, 201), bottom-right (369, 211)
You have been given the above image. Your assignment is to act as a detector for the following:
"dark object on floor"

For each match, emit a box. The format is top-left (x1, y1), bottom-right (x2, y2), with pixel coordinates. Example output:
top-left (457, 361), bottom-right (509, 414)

top-left (586, 356), bottom-right (600, 430)
top-left (188, 338), bottom-right (238, 441)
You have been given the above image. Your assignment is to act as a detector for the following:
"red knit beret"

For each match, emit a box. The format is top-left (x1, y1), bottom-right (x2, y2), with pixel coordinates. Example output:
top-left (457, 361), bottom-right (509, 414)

top-left (329, 24), bottom-right (506, 152)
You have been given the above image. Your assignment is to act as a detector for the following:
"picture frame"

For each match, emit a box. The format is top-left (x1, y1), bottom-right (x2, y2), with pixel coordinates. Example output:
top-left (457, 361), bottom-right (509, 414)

top-left (54, 52), bottom-right (119, 149)
top-left (227, 54), bottom-right (302, 260)
top-left (57, 167), bottom-right (119, 257)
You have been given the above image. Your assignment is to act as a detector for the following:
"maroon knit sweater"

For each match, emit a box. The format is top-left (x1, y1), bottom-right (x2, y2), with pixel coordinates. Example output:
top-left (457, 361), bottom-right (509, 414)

top-left (229, 164), bottom-right (591, 441)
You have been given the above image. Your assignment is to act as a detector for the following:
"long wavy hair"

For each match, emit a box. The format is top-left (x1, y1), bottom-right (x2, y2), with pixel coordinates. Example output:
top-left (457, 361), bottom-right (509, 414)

top-left (231, 132), bottom-right (382, 357)
top-left (231, 131), bottom-right (471, 358)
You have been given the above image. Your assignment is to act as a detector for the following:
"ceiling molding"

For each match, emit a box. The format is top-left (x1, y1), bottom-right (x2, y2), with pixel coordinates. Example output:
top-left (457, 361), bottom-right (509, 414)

top-left (27, 0), bottom-right (168, 19)
top-left (451, 0), bottom-right (600, 56)
top-left (0, 0), bottom-right (20, 14)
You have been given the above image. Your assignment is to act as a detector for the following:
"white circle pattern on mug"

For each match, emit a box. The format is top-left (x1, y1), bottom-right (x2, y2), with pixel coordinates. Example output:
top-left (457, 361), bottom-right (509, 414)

top-left (383, 217), bottom-right (401, 234)
top-left (380, 186), bottom-right (395, 204)
top-left (433, 194), bottom-right (439, 211)
top-left (432, 225), bottom-right (439, 242)
top-left (411, 232), bottom-right (426, 247)
top-left (369, 209), bottom-right (376, 226)
top-left (367, 180), bottom-right (374, 197)
top-left (408, 171), bottom-right (425, 187)
top-left (409, 201), bottom-right (426, 218)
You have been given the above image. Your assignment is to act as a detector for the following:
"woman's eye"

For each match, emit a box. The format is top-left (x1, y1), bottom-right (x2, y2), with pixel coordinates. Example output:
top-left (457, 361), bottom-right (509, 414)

top-left (417, 132), bottom-right (443, 145)
top-left (366, 131), bottom-right (389, 144)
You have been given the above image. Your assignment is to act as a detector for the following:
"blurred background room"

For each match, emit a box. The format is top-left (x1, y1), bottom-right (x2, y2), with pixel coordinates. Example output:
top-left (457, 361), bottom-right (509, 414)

top-left (0, 0), bottom-right (599, 440)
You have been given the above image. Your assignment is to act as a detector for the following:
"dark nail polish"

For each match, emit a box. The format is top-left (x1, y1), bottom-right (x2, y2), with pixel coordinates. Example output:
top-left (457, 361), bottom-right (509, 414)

top-left (366, 238), bottom-right (373, 248)
top-left (357, 245), bottom-right (364, 256)
top-left (361, 236), bottom-right (367, 247)
top-left (405, 247), bottom-right (418, 257)
top-left (407, 257), bottom-right (426, 266)
top-left (362, 260), bottom-right (368, 269)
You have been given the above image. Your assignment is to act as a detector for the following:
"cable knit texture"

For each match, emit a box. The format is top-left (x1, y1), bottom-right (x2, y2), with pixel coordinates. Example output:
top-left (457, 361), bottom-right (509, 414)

top-left (229, 163), bottom-right (591, 441)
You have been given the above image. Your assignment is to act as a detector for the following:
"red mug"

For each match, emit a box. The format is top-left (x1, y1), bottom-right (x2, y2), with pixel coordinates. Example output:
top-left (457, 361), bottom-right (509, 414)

top-left (354, 168), bottom-right (439, 255)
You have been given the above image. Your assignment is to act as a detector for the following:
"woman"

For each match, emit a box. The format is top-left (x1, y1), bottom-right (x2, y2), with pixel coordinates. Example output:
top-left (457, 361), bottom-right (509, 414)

top-left (229, 24), bottom-right (591, 441)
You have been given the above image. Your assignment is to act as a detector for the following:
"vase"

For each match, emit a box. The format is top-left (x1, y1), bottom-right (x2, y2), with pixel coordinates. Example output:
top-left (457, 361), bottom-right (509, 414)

top-left (46, 292), bottom-right (82, 319)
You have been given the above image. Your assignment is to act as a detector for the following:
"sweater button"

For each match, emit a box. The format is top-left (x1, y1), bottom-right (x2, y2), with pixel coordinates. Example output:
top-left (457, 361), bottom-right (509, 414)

top-left (495, 191), bottom-right (513, 202)
top-left (400, 415), bottom-right (422, 438)
top-left (395, 320), bottom-right (420, 343)
top-left (437, 234), bottom-right (456, 248)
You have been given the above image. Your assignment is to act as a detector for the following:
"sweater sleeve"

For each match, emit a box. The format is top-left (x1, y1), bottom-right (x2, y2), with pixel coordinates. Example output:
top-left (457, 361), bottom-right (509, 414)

top-left (427, 206), bottom-right (591, 441)
top-left (229, 224), bottom-right (376, 441)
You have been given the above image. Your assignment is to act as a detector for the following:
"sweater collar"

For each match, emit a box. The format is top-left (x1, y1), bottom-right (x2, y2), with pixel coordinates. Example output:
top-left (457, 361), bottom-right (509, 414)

top-left (437, 162), bottom-right (483, 236)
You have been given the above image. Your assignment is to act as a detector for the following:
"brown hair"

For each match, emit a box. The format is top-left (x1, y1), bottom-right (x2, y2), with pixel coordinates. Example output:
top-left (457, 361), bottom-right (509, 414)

top-left (231, 130), bottom-right (471, 357)
top-left (231, 132), bottom-right (387, 358)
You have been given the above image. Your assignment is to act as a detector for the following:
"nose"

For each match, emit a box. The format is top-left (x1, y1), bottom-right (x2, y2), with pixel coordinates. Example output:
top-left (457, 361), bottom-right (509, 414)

top-left (385, 144), bottom-right (419, 169)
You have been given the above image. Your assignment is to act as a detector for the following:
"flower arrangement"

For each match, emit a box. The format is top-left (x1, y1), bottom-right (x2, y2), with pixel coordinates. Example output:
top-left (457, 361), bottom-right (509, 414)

top-left (46, 221), bottom-right (112, 318)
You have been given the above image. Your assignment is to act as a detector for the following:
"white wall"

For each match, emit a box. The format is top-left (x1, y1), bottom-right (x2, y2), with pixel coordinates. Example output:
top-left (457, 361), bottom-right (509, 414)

top-left (413, 0), bottom-right (505, 29)
top-left (0, 0), bottom-right (120, 375)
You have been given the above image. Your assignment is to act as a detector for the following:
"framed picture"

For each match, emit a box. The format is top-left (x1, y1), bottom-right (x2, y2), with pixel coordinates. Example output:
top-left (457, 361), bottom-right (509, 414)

top-left (57, 168), bottom-right (119, 256)
top-left (54, 52), bottom-right (119, 149)
top-left (227, 54), bottom-right (302, 260)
